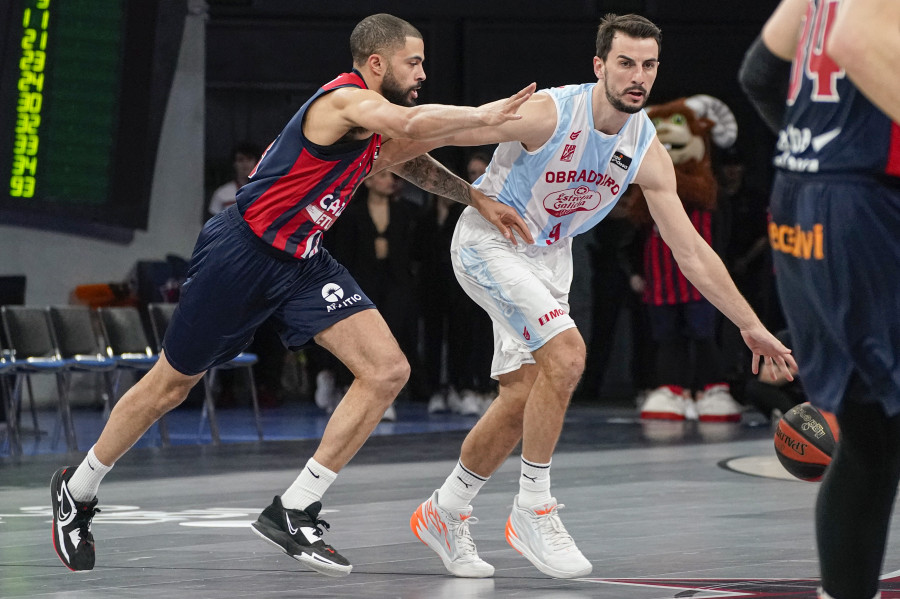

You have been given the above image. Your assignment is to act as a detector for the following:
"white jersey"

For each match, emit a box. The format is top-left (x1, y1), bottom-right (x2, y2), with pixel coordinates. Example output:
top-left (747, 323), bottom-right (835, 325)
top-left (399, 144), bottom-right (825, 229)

top-left (474, 83), bottom-right (656, 245)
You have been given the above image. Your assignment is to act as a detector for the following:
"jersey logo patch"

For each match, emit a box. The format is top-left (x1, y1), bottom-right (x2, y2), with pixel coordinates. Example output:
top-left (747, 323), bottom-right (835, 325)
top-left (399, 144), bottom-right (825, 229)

top-left (569, 130), bottom-right (581, 140)
top-left (542, 186), bottom-right (602, 217)
top-left (560, 144), bottom-right (577, 162)
top-left (610, 151), bottom-right (632, 171)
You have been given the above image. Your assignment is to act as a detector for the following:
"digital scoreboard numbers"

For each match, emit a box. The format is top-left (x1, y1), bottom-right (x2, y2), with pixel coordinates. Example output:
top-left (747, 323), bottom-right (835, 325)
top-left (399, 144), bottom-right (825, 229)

top-left (6, 0), bottom-right (124, 206)
top-left (11, 1), bottom-right (49, 199)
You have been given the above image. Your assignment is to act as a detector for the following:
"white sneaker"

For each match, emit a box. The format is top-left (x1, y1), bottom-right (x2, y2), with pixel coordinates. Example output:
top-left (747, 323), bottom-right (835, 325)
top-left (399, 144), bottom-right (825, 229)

top-left (505, 495), bottom-right (592, 578)
top-left (411, 490), bottom-right (494, 578)
top-left (446, 388), bottom-right (463, 413)
top-left (458, 390), bottom-right (483, 416)
top-left (640, 386), bottom-right (687, 420)
top-left (381, 403), bottom-right (397, 422)
top-left (314, 370), bottom-right (338, 413)
top-left (695, 384), bottom-right (742, 422)
top-left (428, 392), bottom-right (449, 414)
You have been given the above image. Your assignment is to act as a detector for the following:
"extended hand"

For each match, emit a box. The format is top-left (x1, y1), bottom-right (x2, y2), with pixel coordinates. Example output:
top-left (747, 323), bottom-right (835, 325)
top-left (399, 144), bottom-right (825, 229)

top-left (741, 324), bottom-right (798, 381)
top-left (470, 188), bottom-right (534, 246)
top-left (476, 83), bottom-right (537, 126)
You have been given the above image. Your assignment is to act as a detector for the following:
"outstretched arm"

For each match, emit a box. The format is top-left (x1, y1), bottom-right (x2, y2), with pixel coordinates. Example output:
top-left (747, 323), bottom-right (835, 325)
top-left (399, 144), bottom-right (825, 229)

top-left (390, 154), bottom-right (535, 246)
top-left (635, 140), bottom-right (797, 379)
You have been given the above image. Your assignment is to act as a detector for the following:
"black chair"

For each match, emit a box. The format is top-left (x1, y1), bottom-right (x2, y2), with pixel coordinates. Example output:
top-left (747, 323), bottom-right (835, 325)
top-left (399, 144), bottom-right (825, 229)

top-left (96, 306), bottom-right (167, 446)
top-left (147, 302), bottom-right (264, 443)
top-left (47, 306), bottom-right (118, 420)
top-left (0, 306), bottom-right (76, 454)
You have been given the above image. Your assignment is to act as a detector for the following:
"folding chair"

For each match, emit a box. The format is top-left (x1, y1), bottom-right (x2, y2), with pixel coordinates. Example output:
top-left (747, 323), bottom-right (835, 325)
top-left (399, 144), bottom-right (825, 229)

top-left (95, 306), bottom-right (167, 445)
top-left (0, 306), bottom-right (76, 454)
top-left (147, 303), bottom-right (263, 443)
top-left (47, 306), bottom-right (118, 420)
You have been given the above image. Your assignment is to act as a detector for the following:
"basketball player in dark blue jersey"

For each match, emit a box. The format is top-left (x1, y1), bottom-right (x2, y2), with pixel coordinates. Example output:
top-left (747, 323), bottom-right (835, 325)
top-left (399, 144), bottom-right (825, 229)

top-left (742, 1), bottom-right (900, 597)
top-left (49, 13), bottom-right (537, 577)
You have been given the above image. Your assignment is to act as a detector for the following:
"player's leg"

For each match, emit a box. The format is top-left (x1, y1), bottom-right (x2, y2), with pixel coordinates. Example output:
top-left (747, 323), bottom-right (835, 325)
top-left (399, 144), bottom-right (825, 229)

top-left (816, 381), bottom-right (900, 599)
top-left (251, 308), bottom-right (408, 577)
top-left (51, 353), bottom-right (203, 571)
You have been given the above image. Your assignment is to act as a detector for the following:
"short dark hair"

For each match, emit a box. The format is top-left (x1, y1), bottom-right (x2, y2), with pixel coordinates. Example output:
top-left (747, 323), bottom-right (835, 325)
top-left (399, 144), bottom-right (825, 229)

top-left (595, 13), bottom-right (661, 61)
top-left (350, 14), bottom-right (423, 66)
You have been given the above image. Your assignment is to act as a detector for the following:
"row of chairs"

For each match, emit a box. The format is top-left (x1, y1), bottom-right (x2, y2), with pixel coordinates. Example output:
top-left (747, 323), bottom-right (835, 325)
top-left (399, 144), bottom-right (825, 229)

top-left (0, 304), bottom-right (263, 457)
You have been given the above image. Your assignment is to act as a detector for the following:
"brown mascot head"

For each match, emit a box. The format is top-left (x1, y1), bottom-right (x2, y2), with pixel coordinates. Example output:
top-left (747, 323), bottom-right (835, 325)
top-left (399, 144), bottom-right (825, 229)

top-left (627, 94), bottom-right (737, 225)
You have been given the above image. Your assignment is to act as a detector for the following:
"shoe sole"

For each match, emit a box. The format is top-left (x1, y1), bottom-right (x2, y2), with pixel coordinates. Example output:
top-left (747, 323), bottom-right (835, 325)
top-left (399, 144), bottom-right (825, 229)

top-left (505, 516), bottom-right (592, 579)
top-left (410, 503), bottom-right (494, 578)
top-left (250, 521), bottom-right (352, 577)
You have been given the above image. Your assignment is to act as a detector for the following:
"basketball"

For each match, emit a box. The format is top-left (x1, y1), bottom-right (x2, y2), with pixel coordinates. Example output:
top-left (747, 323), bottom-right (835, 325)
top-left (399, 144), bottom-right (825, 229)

top-left (773, 402), bottom-right (840, 482)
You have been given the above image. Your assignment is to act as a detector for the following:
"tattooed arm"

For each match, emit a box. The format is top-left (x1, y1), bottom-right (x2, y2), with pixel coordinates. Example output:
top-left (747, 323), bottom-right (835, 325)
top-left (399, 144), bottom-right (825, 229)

top-left (391, 154), bottom-right (534, 245)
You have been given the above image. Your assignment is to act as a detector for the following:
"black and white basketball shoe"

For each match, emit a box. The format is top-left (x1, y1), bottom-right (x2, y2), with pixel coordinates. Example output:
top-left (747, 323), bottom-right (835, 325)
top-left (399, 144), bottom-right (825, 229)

top-left (51, 466), bottom-right (101, 571)
top-left (251, 495), bottom-right (352, 577)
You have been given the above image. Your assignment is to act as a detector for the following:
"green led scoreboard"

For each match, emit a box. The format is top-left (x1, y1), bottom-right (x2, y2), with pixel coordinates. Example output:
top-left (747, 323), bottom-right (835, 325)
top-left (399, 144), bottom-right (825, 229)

top-left (0, 0), bottom-right (183, 239)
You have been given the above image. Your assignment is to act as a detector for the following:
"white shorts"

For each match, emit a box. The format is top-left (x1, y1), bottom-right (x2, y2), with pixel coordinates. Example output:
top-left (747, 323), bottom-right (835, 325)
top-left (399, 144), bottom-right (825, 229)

top-left (450, 206), bottom-right (577, 379)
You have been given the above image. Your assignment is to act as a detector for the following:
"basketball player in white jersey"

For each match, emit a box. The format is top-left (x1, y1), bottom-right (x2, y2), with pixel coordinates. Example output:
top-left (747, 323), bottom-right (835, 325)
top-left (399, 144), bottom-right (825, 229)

top-left (378, 13), bottom-right (796, 579)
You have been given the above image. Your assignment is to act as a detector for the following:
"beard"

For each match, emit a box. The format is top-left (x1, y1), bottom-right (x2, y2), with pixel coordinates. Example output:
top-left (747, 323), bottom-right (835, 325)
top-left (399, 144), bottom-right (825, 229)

top-left (382, 65), bottom-right (419, 107)
top-left (605, 79), bottom-right (647, 114)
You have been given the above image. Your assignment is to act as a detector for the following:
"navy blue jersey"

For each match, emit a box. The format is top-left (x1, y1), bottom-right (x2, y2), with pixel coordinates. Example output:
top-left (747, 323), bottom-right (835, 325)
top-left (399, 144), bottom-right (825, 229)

top-left (775, 0), bottom-right (900, 177)
top-left (236, 70), bottom-right (381, 259)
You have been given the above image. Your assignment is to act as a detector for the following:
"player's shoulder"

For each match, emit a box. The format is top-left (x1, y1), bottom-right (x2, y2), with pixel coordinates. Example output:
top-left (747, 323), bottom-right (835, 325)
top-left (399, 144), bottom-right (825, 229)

top-left (540, 82), bottom-right (593, 100)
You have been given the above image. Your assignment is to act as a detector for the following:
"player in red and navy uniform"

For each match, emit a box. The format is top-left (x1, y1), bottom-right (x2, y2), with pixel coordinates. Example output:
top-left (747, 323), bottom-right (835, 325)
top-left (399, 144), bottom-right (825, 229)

top-left (49, 13), bottom-right (535, 578)
top-left (742, 1), bottom-right (900, 597)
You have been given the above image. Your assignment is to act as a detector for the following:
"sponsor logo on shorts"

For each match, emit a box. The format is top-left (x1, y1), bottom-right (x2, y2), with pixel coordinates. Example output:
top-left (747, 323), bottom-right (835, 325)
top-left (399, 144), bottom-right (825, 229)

top-left (543, 186), bottom-right (601, 217)
top-left (322, 283), bottom-right (363, 312)
top-left (538, 308), bottom-right (566, 326)
top-left (610, 151), bottom-right (632, 171)
top-left (523, 327), bottom-right (530, 341)
top-left (768, 221), bottom-right (824, 260)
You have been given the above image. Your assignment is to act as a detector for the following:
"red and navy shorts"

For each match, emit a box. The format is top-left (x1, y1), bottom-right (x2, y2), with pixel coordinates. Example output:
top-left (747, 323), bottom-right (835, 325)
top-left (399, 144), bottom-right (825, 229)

top-left (163, 206), bottom-right (374, 375)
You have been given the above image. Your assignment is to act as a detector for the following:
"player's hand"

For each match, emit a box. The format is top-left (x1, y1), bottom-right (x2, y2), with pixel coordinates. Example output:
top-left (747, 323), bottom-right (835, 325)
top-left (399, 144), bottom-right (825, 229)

top-left (475, 83), bottom-right (537, 126)
top-left (741, 324), bottom-right (798, 382)
top-left (470, 188), bottom-right (535, 246)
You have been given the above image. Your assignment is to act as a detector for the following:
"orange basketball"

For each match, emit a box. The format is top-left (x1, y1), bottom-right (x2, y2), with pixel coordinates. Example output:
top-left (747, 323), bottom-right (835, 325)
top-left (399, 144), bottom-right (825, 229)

top-left (773, 402), bottom-right (840, 482)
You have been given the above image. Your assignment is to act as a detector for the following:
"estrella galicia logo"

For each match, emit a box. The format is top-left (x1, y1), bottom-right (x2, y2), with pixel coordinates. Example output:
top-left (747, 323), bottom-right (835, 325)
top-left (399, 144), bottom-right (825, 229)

top-left (322, 283), bottom-right (344, 303)
top-left (610, 151), bottom-right (632, 171)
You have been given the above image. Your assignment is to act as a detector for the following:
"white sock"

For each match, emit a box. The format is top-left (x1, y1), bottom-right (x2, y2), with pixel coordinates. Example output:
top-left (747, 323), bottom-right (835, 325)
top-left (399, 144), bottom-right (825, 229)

top-left (281, 458), bottom-right (337, 510)
top-left (67, 447), bottom-right (113, 502)
top-left (437, 460), bottom-right (488, 510)
top-left (518, 456), bottom-right (552, 507)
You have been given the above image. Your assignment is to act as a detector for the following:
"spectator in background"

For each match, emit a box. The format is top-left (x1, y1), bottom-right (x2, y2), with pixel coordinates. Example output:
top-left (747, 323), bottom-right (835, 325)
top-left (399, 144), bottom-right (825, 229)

top-left (417, 151), bottom-right (495, 416)
top-left (207, 141), bottom-right (262, 216)
top-left (321, 170), bottom-right (423, 421)
top-left (206, 140), bottom-right (283, 406)
top-left (576, 190), bottom-right (654, 404)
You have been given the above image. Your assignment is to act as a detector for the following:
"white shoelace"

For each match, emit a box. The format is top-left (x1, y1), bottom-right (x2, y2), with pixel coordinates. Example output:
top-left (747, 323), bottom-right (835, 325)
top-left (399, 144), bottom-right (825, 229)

top-left (532, 504), bottom-right (575, 549)
top-left (451, 515), bottom-right (480, 559)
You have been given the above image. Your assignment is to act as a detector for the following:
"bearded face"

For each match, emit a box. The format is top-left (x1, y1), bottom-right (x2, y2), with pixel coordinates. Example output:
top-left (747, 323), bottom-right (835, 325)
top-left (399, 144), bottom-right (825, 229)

top-left (382, 61), bottom-right (420, 107)
top-left (604, 77), bottom-right (648, 114)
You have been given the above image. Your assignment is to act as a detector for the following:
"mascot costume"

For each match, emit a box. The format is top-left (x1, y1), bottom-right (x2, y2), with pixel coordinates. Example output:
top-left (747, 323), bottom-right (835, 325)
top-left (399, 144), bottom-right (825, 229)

top-left (628, 95), bottom-right (744, 422)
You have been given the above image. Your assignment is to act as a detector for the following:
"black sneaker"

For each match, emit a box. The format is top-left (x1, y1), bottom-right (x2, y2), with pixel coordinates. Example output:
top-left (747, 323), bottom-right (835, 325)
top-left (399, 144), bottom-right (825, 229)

top-left (50, 466), bottom-right (101, 571)
top-left (250, 495), bottom-right (352, 577)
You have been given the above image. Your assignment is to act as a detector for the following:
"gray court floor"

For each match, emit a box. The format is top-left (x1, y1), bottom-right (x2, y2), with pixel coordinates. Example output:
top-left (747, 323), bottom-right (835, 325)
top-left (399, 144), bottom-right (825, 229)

top-left (3, 406), bottom-right (900, 598)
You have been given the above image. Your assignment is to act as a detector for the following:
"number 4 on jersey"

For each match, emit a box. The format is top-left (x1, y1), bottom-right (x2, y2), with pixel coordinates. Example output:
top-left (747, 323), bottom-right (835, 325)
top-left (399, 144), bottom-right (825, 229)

top-left (546, 223), bottom-right (561, 245)
top-left (787, 0), bottom-right (844, 105)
